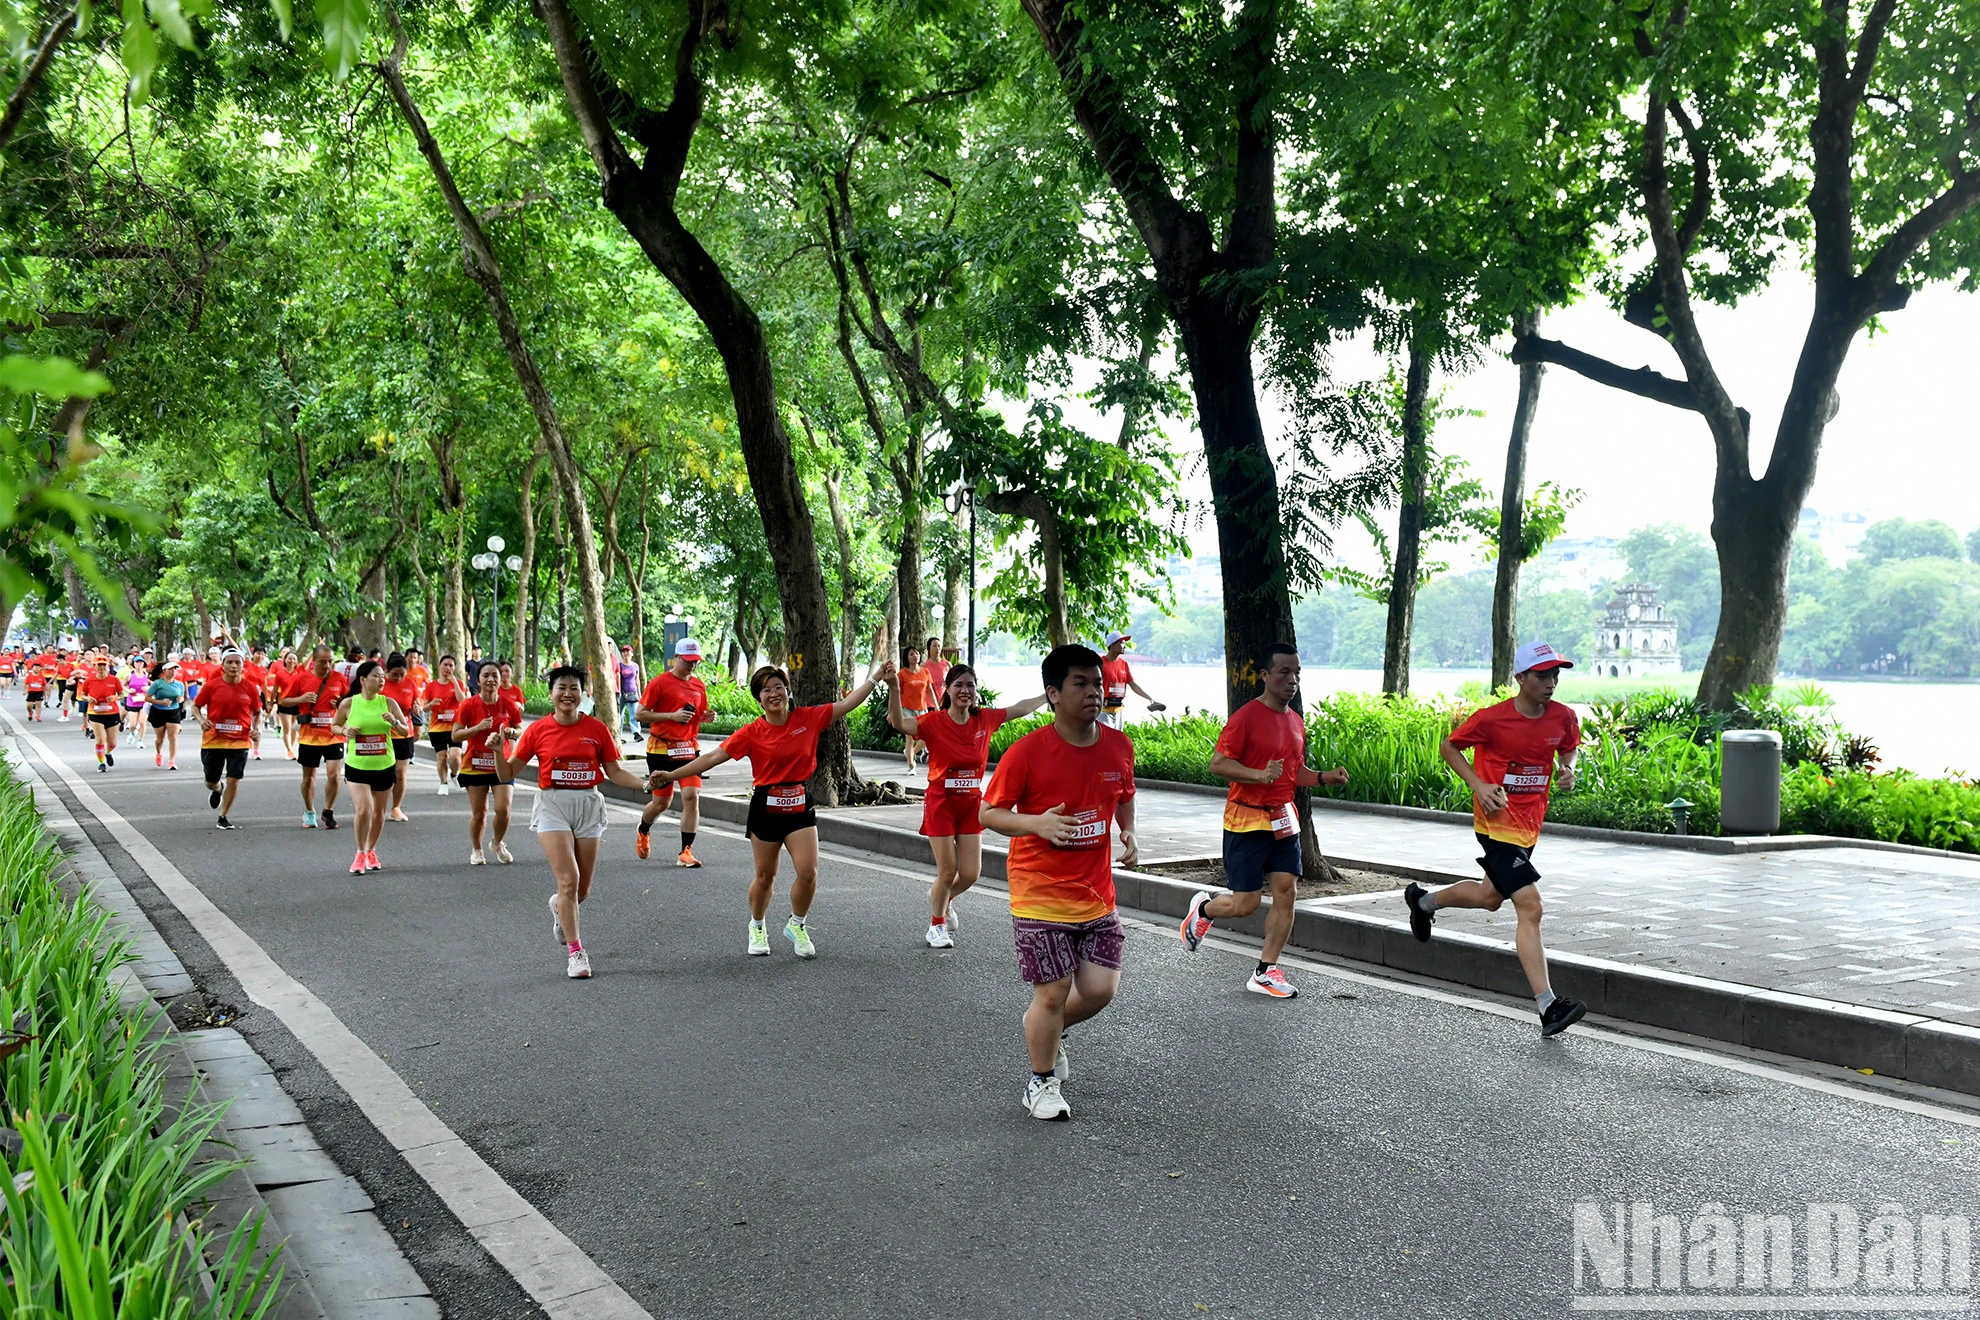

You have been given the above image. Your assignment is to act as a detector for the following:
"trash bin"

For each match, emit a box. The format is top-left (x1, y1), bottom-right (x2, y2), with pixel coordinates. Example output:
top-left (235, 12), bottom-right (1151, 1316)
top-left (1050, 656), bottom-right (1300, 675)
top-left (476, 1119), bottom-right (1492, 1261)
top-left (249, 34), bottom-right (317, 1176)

top-left (1720, 729), bottom-right (1782, 835)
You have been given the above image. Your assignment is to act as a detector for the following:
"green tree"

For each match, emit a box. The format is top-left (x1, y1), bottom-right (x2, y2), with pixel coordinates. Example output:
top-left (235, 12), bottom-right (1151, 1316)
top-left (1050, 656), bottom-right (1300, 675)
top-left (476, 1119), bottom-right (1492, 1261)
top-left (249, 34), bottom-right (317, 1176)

top-left (1859, 518), bottom-right (1964, 566)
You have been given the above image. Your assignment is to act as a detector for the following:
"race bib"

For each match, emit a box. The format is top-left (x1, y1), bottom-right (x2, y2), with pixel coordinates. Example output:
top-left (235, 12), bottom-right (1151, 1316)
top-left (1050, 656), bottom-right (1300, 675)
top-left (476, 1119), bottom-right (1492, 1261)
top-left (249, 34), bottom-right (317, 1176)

top-left (354, 732), bottom-right (388, 756)
top-left (765, 784), bottom-right (808, 814)
top-left (434, 707), bottom-right (457, 724)
top-left (943, 775), bottom-right (983, 792)
top-left (214, 719), bottom-right (245, 736)
top-left (668, 741), bottom-right (697, 758)
top-left (549, 756), bottom-right (596, 787)
top-left (1504, 765), bottom-right (1550, 792)
top-left (470, 747), bottom-right (497, 772)
top-left (1271, 803), bottom-right (1299, 839)
top-left (1065, 809), bottom-right (1108, 846)
top-left (1107, 683), bottom-right (1129, 699)
top-left (310, 711), bottom-right (335, 727)
top-left (90, 701), bottom-right (115, 714)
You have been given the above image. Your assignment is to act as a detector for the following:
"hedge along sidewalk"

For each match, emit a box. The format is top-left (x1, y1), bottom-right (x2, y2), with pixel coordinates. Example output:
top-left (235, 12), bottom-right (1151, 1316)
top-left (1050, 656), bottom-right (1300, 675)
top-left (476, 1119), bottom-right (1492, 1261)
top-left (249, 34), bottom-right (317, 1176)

top-left (608, 745), bottom-right (1980, 1097)
top-left (2, 732), bottom-right (437, 1320)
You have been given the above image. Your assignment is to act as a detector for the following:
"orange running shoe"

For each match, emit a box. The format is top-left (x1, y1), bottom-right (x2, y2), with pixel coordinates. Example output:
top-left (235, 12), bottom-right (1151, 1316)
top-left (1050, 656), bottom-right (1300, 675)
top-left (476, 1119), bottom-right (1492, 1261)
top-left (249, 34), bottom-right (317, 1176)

top-left (677, 846), bottom-right (702, 869)
top-left (634, 830), bottom-right (651, 860)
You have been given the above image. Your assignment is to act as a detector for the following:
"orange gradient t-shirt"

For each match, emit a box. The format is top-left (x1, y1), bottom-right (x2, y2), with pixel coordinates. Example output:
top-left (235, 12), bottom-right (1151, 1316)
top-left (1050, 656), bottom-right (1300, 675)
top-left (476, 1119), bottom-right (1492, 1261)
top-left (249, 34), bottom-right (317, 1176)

top-left (983, 723), bottom-right (1135, 924)
top-left (1447, 698), bottom-right (1581, 849)
top-left (1216, 698), bottom-right (1307, 835)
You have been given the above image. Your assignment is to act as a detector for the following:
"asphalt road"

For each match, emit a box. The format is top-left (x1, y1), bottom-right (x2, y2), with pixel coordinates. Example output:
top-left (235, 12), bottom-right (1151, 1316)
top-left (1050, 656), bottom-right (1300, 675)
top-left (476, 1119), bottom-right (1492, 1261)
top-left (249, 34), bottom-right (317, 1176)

top-left (21, 712), bottom-right (1980, 1319)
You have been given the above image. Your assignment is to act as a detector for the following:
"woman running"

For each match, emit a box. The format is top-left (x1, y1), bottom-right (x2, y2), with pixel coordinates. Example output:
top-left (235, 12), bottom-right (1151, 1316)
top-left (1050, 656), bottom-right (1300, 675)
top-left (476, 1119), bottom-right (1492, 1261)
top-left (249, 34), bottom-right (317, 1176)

top-left (147, 660), bottom-right (186, 768)
top-left (380, 653), bottom-right (422, 823)
top-left (330, 660), bottom-right (412, 875)
top-left (492, 665), bottom-right (655, 980)
top-left (269, 648), bottom-right (298, 756)
top-left (887, 661), bottom-right (1049, 948)
top-left (454, 663), bottom-right (524, 865)
top-left (657, 663), bottom-right (882, 959)
top-left (79, 654), bottom-right (125, 771)
top-left (422, 654), bottom-right (469, 796)
top-left (122, 658), bottom-right (149, 736)
top-left (895, 647), bottom-right (936, 772)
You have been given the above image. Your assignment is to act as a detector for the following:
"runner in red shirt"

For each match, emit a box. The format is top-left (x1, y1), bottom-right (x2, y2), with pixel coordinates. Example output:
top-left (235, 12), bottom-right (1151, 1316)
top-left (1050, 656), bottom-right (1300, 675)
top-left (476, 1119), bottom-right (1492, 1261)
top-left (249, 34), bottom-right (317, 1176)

top-left (657, 661), bottom-right (883, 959)
top-left (78, 655), bottom-right (125, 771)
top-left (634, 638), bottom-right (711, 867)
top-left (0, 647), bottom-right (14, 692)
top-left (981, 644), bottom-right (1139, 1122)
top-left (454, 664), bottom-right (525, 865)
top-left (421, 655), bottom-right (469, 796)
top-left (1097, 631), bottom-right (1167, 730)
top-left (1408, 640), bottom-right (1586, 1037)
top-left (22, 661), bottom-right (46, 720)
top-left (380, 653), bottom-right (423, 823)
top-left (921, 636), bottom-right (949, 696)
top-left (242, 648), bottom-right (271, 760)
top-left (895, 646), bottom-right (937, 773)
top-left (278, 645), bottom-right (349, 830)
top-left (493, 664), bottom-right (655, 980)
top-left (268, 649), bottom-right (300, 758)
top-left (1179, 643), bottom-right (1350, 999)
top-left (886, 660), bottom-right (1047, 949)
top-left (496, 660), bottom-right (523, 709)
top-left (194, 650), bottom-right (262, 829)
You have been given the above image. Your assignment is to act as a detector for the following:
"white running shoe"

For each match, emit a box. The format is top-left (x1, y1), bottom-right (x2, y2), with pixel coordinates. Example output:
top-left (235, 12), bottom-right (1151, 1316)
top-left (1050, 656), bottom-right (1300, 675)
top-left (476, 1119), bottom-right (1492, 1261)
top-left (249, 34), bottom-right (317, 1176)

top-left (567, 948), bottom-right (592, 979)
top-left (1023, 1075), bottom-right (1071, 1120)
top-left (438, 783), bottom-right (449, 796)
top-left (925, 923), bottom-right (954, 949)
top-left (494, 841), bottom-right (513, 864)
top-left (548, 893), bottom-right (565, 942)
top-left (469, 849), bottom-right (486, 866)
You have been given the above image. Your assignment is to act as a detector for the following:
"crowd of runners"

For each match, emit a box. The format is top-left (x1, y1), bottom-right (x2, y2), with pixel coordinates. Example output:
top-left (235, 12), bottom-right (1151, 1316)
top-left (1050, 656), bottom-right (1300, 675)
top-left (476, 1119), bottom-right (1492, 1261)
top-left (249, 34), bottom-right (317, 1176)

top-left (0, 626), bottom-right (1588, 1121)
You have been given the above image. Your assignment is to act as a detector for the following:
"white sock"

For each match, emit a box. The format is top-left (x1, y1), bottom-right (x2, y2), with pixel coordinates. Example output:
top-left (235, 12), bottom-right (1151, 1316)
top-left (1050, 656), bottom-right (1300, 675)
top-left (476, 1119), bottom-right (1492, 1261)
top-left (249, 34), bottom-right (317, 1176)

top-left (1536, 989), bottom-right (1558, 1012)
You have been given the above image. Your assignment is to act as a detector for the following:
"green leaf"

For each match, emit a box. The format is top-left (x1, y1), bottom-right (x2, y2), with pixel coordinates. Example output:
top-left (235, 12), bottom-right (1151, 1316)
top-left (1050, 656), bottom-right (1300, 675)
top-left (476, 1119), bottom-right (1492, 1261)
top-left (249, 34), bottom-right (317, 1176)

top-left (267, 0), bottom-right (291, 38)
top-left (119, 0), bottom-right (159, 104)
top-left (313, 0), bottom-right (369, 81)
top-left (0, 355), bottom-right (113, 398)
top-left (146, 0), bottom-right (194, 48)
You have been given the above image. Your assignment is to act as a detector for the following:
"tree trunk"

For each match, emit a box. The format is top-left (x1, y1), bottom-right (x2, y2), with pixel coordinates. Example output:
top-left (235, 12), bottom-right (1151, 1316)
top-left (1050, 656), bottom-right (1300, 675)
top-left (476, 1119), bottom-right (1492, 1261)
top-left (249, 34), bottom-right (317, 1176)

top-left (631, 483), bottom-right (651, 672)
top-left (1382, 341), bottom-right (1432, 697)
top-left (895, 501), bottom-right (926, 658)
top-left (731, 573), bottom-right (751, 684)
top-left (513, 440), bottom-right (543, 669)
top-left (982, 490), bottom-right (1069, 648)
top-left (942, 543), bottom-right (964, 653)
top-left (1491, 310), bottom-right (1545, 690)
top-left (533, 0), bottom-right (846, 796)
top-left (555, 496), bottom-right (571, 666)
top-left (823, 470), bottom-right (860, 684)
top-left (444, 511), bottom-right (468, 662)
top-left (379, 26), bottom-right (616, 731)
top-left (191, 582), bottom-right (212, 651)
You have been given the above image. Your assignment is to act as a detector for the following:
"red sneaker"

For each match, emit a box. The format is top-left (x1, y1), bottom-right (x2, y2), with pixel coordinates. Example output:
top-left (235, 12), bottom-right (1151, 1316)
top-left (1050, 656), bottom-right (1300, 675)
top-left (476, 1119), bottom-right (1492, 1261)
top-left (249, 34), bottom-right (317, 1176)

top-left (1180, 891), bottom-right (1215, 952)
top-left (634, 830), bottom-right (651, 860)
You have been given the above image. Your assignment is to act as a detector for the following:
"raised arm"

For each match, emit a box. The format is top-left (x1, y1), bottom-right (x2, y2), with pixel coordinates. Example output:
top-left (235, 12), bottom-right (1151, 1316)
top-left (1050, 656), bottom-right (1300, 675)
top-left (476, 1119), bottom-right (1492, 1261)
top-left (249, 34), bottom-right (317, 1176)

top-left (880, 661), bottom-right (916, 735)
top-left (830, 667), bottom-right (882, 723)
top-left (1001, 692), bottom-right (1050, 720)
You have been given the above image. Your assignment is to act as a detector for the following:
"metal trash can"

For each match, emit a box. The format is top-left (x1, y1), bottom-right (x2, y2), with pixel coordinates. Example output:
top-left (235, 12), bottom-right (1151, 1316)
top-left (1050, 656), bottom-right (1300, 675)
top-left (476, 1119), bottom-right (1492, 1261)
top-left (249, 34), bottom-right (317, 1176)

top-left (1720, 729), bottom-right (1782, 836)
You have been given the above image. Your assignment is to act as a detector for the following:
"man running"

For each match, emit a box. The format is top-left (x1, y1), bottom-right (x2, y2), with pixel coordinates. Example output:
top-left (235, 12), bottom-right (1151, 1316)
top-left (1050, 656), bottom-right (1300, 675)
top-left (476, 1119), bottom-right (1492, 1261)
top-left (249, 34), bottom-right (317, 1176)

top-left (242, 648), bottom-right (271, 759)
top-left (454, 662), bottom-right (524, 865)
top-left (634, 638), bottom-right (710, 866)
top-left (147, 659), bottom-right (185, 769)
top-left (422, 655), bottom-right (468, 795)
top-left (1098, 631), bottom-right (1165, 730)
top-left (194, 649), bottom-right (261, 829)
top-left (22, 660), bottom-right (46, 720)
top-left (0, 646), bottom-right (14, 692)
top-left (888, 660), bottom-right (1047, 948)
top-left (980, 644), bottom-right (1139, 1122)
top-left (78, 654), bottom-right (125, 771)
top-left (1404, 641), bottom-right (1586, 1037)
top-left (656, 663), bottom-right (883, 959)
top-left (1180, 643), bottom-right (1350, 998)
top-left (493, 665), bottom-right (657, 979)
top-left (280, 645), bottom-right (349, 829)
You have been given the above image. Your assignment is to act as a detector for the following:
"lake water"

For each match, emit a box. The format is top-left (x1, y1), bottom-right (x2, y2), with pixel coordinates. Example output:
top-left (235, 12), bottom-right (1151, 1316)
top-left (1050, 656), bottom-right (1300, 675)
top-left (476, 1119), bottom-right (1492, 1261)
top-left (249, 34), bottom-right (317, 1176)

top-left (967, 661), bottom-right (1978, 778)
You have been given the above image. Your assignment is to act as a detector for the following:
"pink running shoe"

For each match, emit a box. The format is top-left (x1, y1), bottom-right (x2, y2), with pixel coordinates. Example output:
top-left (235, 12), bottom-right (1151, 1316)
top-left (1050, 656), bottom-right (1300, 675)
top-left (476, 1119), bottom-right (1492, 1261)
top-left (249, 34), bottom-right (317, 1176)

top-left (349, 852), bottom-right (366, 875)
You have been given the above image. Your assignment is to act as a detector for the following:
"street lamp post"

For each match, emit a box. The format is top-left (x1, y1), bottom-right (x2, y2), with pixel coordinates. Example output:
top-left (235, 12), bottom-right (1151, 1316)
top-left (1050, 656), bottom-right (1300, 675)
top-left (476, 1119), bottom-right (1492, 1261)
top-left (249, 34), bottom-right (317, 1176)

top-left (470, 537), bottom-right (522, 659)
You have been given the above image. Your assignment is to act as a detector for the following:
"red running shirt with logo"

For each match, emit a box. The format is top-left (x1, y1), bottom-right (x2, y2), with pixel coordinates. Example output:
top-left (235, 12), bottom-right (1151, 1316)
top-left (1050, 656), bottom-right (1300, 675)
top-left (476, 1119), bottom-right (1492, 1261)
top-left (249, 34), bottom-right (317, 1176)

top-left (509, 713), bottom-right (619, 790)
top-left (983, 724), bottom-right (1135, 924)
top-left (1446, 698), bottom-right (1581, 849)
top-left (1215, 698), bottom-right (1307, 837)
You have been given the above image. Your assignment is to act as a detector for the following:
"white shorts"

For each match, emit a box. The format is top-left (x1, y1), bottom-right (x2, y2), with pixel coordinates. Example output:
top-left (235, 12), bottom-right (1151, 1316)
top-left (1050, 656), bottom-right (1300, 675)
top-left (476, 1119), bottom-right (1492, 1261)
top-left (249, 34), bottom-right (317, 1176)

top-left (1098, 710), bottom-right (1124, 730)
top-left (530, 788), bottom-right (607, 838)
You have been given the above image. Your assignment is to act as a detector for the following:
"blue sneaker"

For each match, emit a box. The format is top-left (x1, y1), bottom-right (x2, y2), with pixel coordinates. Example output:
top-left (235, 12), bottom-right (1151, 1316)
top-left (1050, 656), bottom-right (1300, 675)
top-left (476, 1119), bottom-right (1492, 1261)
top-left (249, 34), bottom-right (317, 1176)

top-left (303, 810), bottom-right (317, 829)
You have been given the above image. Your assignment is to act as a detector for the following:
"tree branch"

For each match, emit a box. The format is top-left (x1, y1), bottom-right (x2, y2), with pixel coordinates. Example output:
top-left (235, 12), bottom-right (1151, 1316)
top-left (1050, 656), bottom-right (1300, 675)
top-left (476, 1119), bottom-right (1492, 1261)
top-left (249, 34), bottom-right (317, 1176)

top-left (1225, 0), bottom-right (1276, 267)
top-left (1511, 335), bottom-right (1701, 412)
top-left (1666, 98), bottom-right (1711, 255)
top-left (0, 3), bottom-right (79, 156)
top-left (1852, 169), bottom-right (1980, 320)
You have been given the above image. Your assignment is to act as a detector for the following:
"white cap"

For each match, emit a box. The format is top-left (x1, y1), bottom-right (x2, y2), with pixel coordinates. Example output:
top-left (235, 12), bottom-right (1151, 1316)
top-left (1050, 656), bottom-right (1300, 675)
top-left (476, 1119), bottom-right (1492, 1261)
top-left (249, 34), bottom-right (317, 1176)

top-left (674, 638), bottom-right (703, 659)
top-left (1513, 641), bottom-right (1573, 674)
top-left (1105, 630), bottom-right (1131, 646)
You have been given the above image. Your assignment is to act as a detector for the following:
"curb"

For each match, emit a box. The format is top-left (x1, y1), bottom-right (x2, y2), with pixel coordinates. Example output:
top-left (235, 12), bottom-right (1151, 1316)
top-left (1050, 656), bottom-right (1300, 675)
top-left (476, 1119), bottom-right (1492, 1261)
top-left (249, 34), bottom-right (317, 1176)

top-left (7, 737), bottom-right (439, 1320)
top-left (599, 777), bottom-right (1980, 1096)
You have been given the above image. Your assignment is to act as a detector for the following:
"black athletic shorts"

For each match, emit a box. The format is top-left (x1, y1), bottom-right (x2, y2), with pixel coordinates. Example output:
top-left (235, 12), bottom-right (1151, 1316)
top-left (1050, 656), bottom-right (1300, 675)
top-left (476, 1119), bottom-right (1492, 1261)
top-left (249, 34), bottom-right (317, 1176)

top-left (745, 785), bottom-right (816, 843)
top-left (428, 731), bottom-right (453, 750)
top-left (201, 748), bottom-right (248, 781)
top-left (147, 708), bottom-right (183, 727)
top-left (23, 691), bottom-right (41, 704)
top-left (345, 765), bottom-right (397, 792)
top-left (392, 737), bottom-right (416, 761)
top-left (455, 771), bottom-right (500, 789)
top-left (298, 742), bottom-right (345, 769)
top-left (1221, 828), bottom-right (1301, 893)
top-left (89, 712), bottom-right (121, 728)
top-left (1476, 832), bottom-right (1542, 898)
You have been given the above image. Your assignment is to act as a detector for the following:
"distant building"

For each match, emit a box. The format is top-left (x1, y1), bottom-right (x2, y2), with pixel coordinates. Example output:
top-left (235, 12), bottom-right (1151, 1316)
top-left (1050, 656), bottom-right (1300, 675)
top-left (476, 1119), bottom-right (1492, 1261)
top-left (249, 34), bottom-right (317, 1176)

top-left (1528, 536), bottom-right (1625, 593)
top-left (1591, 583), bottom-right (1682, 678)
top-left (1797, 506), bottom-right (1869, 564)
top-left (1159, 553), bottom-right (1223, 604)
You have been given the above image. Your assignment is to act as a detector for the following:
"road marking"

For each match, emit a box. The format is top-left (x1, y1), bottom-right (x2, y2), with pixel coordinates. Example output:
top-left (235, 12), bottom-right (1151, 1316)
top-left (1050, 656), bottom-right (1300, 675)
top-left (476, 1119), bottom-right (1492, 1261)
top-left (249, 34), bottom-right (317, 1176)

top-left (1, 711), bottom-right (652, 1320)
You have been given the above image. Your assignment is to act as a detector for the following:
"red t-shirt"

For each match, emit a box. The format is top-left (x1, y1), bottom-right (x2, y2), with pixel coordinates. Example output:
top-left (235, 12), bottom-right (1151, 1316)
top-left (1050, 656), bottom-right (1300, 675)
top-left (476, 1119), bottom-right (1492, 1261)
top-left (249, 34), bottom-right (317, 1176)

top-left (1447, 697), bottom-right (1582, 849)
top-left (24, 668), bottom-right (46, 693)
top-left (509, 713), bottom-right (619, 790)
top-left (983, 723), bottom-right (1135, 924)
top-left (241, 663), bottom-right (267, 695)
top-left (455, 694), bottom-right (524, 774)
top-left (196, 678), bottom-right (263, 749)
top-left (641, 671), bottom-right (710, 757)
top-left (924, 655), bottom-right (949, 695)
top-left (897, 667), bottom-right (935, 713)
top-left (919, 707), bottom-right (1009, 799)
top-left (423, 680), bottom-right (466, 730)
top-left (500, 684), bottom-right (524, 707)
top-left (285, 669), bottom-right (349, 745)
top-left (180, 660), bottom-right (208, 689)
top-left (381, 677), bottom-right (421, 725)
top-left (1100, 657), bottom-right (1134, 711)
top-left (79, 675), bottom-right (123, 715)
top-left (721, 704), bottom-right (835, 787)
top-left (1216, 698), bottom-right (1308, 835)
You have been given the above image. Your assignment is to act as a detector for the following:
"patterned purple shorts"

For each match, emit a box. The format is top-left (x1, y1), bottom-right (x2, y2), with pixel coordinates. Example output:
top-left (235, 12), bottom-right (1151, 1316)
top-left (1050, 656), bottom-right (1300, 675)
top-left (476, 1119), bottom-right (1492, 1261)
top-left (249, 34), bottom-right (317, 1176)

top-left (1011, 911), bottom-right (1126, 985)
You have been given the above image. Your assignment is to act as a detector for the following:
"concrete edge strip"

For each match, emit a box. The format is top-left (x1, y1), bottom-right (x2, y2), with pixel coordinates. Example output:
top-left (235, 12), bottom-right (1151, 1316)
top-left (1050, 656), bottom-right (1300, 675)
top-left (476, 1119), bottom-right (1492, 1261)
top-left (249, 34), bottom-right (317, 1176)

top-left (1, 712), bottom-right (653, 1320)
